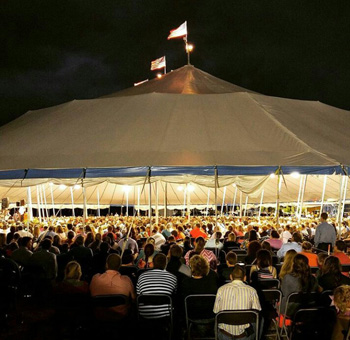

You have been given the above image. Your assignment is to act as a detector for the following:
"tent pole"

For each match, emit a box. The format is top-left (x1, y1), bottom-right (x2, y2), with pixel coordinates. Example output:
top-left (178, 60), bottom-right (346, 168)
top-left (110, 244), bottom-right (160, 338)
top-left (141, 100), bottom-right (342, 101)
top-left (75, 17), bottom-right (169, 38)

top-left (164, 182), bottom-right (167, 218)
top-left (214, 166), bottom-right (218, 227)
top-left (232, 185), bottom-right (237, 215)
top-left (148, 169), bottom-right (152, 225)
top-left (239, 191), bottom-right (243, 219)
top-left (298, 175), bottom-right (307, 225)
top-left (156, 182), bottom-right (159, 225)
top-left (340, 175), bottom-right (348, 228)
top-left (244, 196), bottom-right (248, 217)
top-left (27, 187), bottom-right (33, 222)
top-left (70, 187), bottom-right (75, 217)
top-left (39, 185), bottom-right (45, 220)
top-left (221, 186), bottom-right (226, 215)
top-left (50, 184), bottom-right (55, 217)
top-left (276, 167), bottom-right (281, 225)
top-left (126, 188), bottom-right (129, 217)
top-left (42, 185), bottom-right (49, 218)
top-left (183, 186), bottom-right (187, 217)
top-left (258, 189), bottom-right (264, 223)
top-left (187, 183), bottom-right (191, 223)
top-left (36, 186), bottom-right (42, 222)
top-left (296, 176), bottom-right (303, 218)
top-left (83, 185), bottom-right (87, 224)
top-left (319, 175), bottom-right (328, 218)
top-left (137, 186), bottom-right (141, 217)
top-left (206, 188), bottom-right (210, 216)
top-left (97, 188), bottom-right (100, 217)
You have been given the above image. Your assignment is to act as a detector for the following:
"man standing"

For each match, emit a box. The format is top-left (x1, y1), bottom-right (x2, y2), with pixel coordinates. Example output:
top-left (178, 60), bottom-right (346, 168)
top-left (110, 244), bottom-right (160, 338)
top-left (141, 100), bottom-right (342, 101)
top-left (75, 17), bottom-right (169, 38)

top-left (214, 265), bottom-right (261, 340)
top-left (11, 236), bottom-right (33, 266)
top-left (314, 213), bottom-right (337, 252)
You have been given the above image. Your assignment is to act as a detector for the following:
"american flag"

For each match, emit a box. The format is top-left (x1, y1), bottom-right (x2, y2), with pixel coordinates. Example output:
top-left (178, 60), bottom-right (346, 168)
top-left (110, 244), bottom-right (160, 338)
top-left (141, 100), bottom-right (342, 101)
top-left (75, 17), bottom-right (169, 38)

top-left (167, 21), bottom-right (187, 40)
top-left (150, 56), bottom-right (166, 71)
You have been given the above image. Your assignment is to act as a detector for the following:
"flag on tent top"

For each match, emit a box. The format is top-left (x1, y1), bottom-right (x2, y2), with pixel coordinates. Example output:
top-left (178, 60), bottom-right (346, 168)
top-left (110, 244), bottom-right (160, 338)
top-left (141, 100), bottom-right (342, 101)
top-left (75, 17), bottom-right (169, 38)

top-left (167, 21), bottom-right (187, 40)
top-left (151, 56), bottom-right (166, 71)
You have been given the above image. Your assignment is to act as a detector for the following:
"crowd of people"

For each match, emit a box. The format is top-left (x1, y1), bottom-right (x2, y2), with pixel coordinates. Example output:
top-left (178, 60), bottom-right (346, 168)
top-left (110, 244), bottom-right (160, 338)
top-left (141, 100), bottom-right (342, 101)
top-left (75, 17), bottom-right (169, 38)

top-left (0, 211), bottom-right (350, 339)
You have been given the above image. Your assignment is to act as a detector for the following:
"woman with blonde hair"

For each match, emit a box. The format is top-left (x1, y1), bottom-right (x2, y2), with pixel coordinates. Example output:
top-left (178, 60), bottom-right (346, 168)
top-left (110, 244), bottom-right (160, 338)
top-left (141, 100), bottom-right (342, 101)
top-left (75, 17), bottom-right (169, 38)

top-left (55, 261), bottom-right (89, 294)
top-left (279, 249), bottom-right (297, 280)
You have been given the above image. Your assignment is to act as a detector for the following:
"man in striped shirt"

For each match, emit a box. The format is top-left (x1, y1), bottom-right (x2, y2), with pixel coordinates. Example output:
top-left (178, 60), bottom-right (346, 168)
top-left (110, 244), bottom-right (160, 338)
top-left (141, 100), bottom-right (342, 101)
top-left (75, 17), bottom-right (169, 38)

top-left (213, 266), bottom-right (261, 340)
top-left (136, 253), bottom-right (177, 319)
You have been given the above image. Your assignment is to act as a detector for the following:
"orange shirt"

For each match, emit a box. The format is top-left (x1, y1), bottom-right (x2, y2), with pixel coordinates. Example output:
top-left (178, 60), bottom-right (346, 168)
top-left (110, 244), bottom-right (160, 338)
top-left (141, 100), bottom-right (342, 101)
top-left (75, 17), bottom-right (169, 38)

top-left (301, 251), bottom-right (318, 267)
top-left (190, 228), bottom-right (207, 239)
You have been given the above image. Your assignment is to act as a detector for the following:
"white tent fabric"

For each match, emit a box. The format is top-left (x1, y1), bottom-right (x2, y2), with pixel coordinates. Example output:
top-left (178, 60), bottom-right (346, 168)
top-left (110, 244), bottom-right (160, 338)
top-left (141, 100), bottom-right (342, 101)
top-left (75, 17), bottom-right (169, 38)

top-left (0, 65), bottom-right (349, 207)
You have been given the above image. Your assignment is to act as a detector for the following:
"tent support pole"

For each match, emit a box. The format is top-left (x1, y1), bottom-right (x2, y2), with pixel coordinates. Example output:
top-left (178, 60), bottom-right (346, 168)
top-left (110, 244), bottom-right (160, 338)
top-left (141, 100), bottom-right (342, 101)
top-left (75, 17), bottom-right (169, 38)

top-left (148, 168), bottom-right (152, 225)
top-left (42, 185), bottom-right (49, 218)
top-left (183, 186), bottom-right (187, 217)
top-left (70, 187), bottom-right (75, 217)
top-left (39, 185), bottom-right (45, 220)
top-left (232, 185), bottom-right (237, 215)
top-left (156, 182), bottom-right (159, 225)
top-left (83, 184), bottom-right (87, 224)
top-left (239, 191), bottom-right (243, 219)
top-left (340, 175), bottom-right (348, 229)
top-left (137, 186), bottom-right (141, 217)
top-left (296, 176), bottom-right (303, 218)
top-left (214, 166), bottom-right (218, 227)
top-left (298, 175), bottom-right (307, 225)
top-left (164, 182), bottom-right (167, 218)
top-left (27, 187), bottom-right (33, 223)
top-left (258, 189), bottom-right (264, 223)
top-left (244, 196), bottom-right (248, 217)
top-left (187, 183), bottom-right (191, 223)
top-left (50, 185), bottom-right (55, 217)
top-left (221, 186), bottom-right (226, 215)
top-left (319, 175), bottom-right (328, 218)
top-left (36, 186), bottom-right (42, 222)
top-left (276, 167), bottom-right (281, 225)
top-left (126, 189), bottom-right (129, 217)
top-left (206, 189), bottom-right (210, 216)
top-left (97, 188), bottom-right (100, 217)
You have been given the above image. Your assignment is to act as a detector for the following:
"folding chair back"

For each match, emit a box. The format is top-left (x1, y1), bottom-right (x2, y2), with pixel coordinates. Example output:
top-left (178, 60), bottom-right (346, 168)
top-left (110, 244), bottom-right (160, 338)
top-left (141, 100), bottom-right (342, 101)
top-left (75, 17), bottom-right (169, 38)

top-left (290, 307), bottom-right (337, 340)
top-left (261, 289), bottom-right (282, 340)
top-left (259, 278), bottom-right (280, 289)
top-left (92, 294), bottom-right (129, 321)
top-left (215, 310), bottom-right (259, 340)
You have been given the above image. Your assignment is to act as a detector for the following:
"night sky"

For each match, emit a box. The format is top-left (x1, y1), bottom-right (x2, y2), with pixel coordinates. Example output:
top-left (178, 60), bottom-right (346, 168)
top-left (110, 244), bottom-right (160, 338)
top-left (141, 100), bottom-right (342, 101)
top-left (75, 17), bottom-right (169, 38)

top-left (1, 0), bottom-right (350, 127)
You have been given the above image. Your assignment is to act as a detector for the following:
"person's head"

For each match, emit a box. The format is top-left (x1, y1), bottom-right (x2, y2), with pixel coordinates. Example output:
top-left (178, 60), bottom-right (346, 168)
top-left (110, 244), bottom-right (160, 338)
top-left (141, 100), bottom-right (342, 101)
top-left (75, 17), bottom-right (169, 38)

top-left (106, 254), bottom-right (121, 271)
top-left (256, 249), bottom-right (272, 268)
top-left (317, 252), bottom-right (328, 268)
top-left (189, 255), bottom-right (209, 277)
top-left (261, 241), bottom-right (272, 253)
top-left (334, 240), bottom-right (347, 253)
top-left (320, 212), bottom-right (328, 222)
top-left (270, 230), bottom-right (280, 239)
top-left (146, 237), bottom-right (155, 245)
top-left (67, 231), bottom-right (74, 240)
top-left (230, 265), bottom-right (246, 281)
top-left (292, 232), bottom-right (302, 243)
top-left (75, 235), bottom-right (85, 246)
top-left (64, 261), bottom-right (82, 281)
top-left (122, 249), bottom-right (134, 265)
top-left (322, 256), bottom-right (342, 276)
top-left (247, 240), bottom-right (261, 258)
top-left (194, 237), bottom-right (206, 252)
top-left (301, 241), bottom-right (313, 253)
top-left (333, 285), bottom-right (350, 314)
top-left (248, 229), bottom-right (258, 242)
top-left (144, 243), bottom-right (155, 258)
top-left (279, 249), bottom-right (297, 280)
top-left (100, 241), bottom-right (110, 253)
top-left (41, 238), bottom-right (52, 250)
top-left (153, 253), bottom-right (167, 270)
top-left (227, 233), bottom-right (236, 242)
top-left (169, 244), bottom-right (183, 259)
top-left (21, 236), bottom-right (32, 249)
top-left (226, 251), bottom-right (237, 267)
top-left (167, 235), bottom-right (175, 243)
top-left (292, 254), bottom-right (313, 290)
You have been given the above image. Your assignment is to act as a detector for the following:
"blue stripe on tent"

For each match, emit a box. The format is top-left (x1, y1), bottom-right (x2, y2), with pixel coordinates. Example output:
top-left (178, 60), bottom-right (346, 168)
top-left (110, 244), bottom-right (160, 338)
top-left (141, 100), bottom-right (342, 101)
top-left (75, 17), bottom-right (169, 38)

top-left (151, 166), bottom-right (215, 176)
top-left (86, 167), bottom-right (149, 178)
top-left (0, 169), bottom-right (26, 180)
top-left (281, 166), bottom-right (342, 175)
top-left (26, 169), bottom-right (84, 179)
top-left (217, 166), bottom-right (278, 176)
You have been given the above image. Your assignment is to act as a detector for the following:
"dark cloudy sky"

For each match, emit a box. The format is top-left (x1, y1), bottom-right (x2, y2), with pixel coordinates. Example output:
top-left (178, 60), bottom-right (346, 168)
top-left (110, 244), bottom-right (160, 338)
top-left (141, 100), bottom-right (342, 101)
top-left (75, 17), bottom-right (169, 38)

top-left (1, 0), bottom-right (350, 127)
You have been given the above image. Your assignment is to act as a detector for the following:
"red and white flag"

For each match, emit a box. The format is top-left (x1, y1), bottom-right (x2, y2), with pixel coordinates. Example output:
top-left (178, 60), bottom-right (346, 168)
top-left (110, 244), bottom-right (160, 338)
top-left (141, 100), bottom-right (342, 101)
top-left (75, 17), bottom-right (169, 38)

top-left (167, 21), bottom-right (187, 40)
top-left (150, 56), bottom-right (166, 71)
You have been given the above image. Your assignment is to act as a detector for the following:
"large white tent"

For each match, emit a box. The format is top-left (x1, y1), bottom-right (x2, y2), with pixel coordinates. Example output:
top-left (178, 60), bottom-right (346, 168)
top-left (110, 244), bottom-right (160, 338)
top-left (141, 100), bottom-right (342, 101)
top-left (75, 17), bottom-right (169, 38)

top-left (0, 65), bottom-right (349, 213)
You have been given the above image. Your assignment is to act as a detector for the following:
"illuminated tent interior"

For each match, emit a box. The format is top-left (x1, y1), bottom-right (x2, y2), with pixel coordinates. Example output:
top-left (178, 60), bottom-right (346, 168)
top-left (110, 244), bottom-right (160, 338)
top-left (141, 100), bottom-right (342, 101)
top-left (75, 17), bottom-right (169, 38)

top-left (0, 65), bottom-right (349, 213)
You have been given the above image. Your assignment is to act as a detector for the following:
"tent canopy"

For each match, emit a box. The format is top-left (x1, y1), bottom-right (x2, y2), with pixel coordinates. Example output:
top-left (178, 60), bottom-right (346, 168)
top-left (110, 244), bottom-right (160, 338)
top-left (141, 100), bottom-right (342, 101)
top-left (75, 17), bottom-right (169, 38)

top-left (0, 65), bottom-right (349, 205)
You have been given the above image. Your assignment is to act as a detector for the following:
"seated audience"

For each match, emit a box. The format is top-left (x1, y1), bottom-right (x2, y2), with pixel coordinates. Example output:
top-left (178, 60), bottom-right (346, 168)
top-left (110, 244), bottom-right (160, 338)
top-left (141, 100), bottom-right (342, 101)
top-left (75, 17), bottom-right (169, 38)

top-left (318, 256), bottom-right (350, 291)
